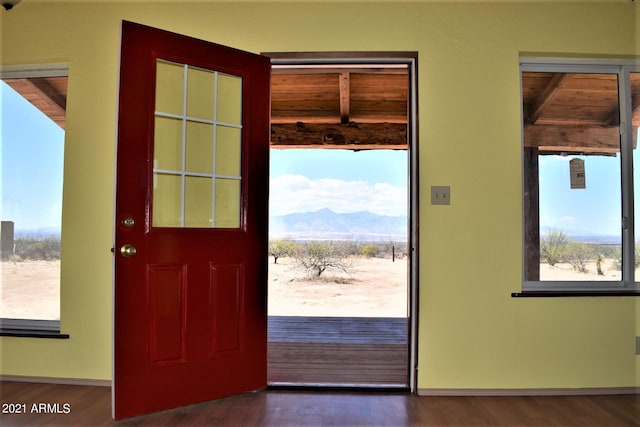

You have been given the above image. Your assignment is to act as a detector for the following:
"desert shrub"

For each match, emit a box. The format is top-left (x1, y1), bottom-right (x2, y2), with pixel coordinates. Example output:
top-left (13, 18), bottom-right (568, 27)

top-left (315, 276), bottom-right (354, 285)
top-left (295, 240), bottom-right (351, 277)
top-left (595, 244), bottom-right (618, 259)
top-left (269, 239), bottom-right (297, 264)
top-left (613, 250), bottom-right (623, 271)
top-left (355, 241), bottom-right (408, 260)
top-left (334, 240), bottom-right (360, 256)
top-left (564, 242), bottom-right (595, 273)
top-left (360, 244), bottom-right (377, 258)
top-left (14, 237), bottom-right (60, 260)
top-left (612, 245), bottom-right (640, 271)
top-left (540, 229), bottom-right (567, 266)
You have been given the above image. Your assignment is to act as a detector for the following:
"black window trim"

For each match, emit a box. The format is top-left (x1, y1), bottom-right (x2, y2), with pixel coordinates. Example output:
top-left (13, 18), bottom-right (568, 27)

top-left (0, 319), bottom-right (69, 338)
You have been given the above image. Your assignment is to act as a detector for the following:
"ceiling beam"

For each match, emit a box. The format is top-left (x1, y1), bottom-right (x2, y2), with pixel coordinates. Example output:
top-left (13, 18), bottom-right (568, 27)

top-left (271, 113), bottom-right (407, 124)
top-left (271, 122), bottom-right (407, 150)
top-left (5, 78), bottom-right (66, 128)
top-left (29, 78), bottom-right (66, 112)
top-left (527, 73), bottom-right (570, 125)
top-left (605, 104), bottom-right (621, 127)
top-left (524, 124), bottom-right (636, 154)
top-left (339, 72), bottom-right (350, 124)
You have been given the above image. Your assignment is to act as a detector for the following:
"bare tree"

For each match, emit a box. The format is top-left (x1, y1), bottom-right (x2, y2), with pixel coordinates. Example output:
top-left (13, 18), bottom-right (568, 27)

top-left (295, 241), bottom-right (352, 277)
top-left (564, 242), bottom-right (595, 273)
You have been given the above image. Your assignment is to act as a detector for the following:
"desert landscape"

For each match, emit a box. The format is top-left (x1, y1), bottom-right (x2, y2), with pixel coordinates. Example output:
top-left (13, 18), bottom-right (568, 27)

top-left (0, 255), bottom-right (624, 321)
top-left (0, 260), bottom-right (60, 320)
top-left (540, 259), bottom-right (622, 281)
top-left (0, 257), bottom-right (409, 320)
top-left (268, 256), bottom-right (408, 317)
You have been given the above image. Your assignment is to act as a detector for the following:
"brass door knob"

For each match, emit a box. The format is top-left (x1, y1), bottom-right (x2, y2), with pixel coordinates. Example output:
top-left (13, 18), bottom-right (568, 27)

top-left (120, 244), bottom-right (137, 257)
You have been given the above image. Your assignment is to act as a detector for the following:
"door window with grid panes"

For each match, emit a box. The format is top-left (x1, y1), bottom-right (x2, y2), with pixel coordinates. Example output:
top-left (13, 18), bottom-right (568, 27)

top-left (153, 60), bottom-right (242, 229)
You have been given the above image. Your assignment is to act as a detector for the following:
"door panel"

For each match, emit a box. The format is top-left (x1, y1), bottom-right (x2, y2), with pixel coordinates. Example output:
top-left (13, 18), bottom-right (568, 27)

top-left (209, 263), bottom-right (244, 354)
top-left (114, 21), bottom-right (270, 419)
top-left (147, 264), bottom-right (187, 364)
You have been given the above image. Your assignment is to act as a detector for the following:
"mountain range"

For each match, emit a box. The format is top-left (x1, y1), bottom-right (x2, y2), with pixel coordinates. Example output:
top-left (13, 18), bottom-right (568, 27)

top-left (269, 208), bottom-right (408, 241)
top-left (540, 227), bottom-right (620, 245)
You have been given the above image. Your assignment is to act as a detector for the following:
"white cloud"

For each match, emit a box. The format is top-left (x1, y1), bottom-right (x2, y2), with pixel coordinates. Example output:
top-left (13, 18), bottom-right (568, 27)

top-left (560, 216), bottom-right (577, 225)
top-left (270, 174), bottom-right (407, 217)
top-left (540, 215), bottom-right (577, 231)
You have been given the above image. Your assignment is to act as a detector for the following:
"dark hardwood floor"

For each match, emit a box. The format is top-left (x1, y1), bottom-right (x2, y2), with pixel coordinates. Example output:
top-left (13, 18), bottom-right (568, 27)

top-left (1, 381), bottom-right (638, 426)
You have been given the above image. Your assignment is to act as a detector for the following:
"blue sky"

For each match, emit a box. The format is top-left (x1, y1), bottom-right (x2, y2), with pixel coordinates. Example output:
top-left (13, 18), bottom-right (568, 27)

top-left (1, 81), bottom-right (65, 234)
top-left (539, 154), bottom-right (622, 237)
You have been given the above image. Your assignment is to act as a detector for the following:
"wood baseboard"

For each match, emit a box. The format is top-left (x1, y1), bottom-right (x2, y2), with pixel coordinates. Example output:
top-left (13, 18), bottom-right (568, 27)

top-left (418, 387), bottom-right (640, 396)
top-left (0, 375), bottom-right (111, 387)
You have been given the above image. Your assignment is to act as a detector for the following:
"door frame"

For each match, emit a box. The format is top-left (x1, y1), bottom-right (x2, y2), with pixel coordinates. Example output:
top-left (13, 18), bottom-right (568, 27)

top-left (263, 51), bottom-right (419, 392)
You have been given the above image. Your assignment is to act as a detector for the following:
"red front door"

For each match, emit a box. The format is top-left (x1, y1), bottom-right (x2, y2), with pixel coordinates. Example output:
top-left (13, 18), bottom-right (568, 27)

top-left (113, 21), bottom-right (270, 419)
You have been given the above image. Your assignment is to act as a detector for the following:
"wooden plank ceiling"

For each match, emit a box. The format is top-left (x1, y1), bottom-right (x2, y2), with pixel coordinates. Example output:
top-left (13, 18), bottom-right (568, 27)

top-left (522, 72), bottom-right (640, 155)
top-left (270, 65), bottom-right (409, 149)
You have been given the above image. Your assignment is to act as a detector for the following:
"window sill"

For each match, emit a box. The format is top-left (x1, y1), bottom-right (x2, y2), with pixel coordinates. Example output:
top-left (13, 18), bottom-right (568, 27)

top-left (512, 291), bottom-right (640, 298)
top-left (0, 329), bottom-right (69, 338)
top-left (0, 319), bottom-right (67, 338)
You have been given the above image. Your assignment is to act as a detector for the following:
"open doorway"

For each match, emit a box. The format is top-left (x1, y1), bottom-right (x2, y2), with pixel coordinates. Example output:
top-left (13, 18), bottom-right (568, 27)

top-left (264, 53), bottom-right (418, 389)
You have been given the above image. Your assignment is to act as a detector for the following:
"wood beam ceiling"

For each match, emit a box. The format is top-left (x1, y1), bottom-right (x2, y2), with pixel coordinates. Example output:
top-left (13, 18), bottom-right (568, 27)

top-left (270, 65), bottom-right (409, 149)
top-left (523, 124), bottom-right (634, 154)
top-left (526, 73), bottom-right (569, 125)
top-left (271, 122), bottom-right (407, 150)
top-left (522, 72), bottom-right (638, 155)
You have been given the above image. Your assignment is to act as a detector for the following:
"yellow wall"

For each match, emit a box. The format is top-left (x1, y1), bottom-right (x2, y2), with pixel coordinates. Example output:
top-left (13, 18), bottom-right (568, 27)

top-left (1, 0), bottom-right (637, 390)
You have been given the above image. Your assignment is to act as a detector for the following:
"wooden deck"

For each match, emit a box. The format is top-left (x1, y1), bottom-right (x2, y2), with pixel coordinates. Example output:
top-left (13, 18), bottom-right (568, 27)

top-left (267, 316), bottom-right (409, 387)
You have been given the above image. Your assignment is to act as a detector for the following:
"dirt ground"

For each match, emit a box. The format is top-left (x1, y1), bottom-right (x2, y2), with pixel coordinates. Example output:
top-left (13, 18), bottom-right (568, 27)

top-left (0, 260), bottom-right (60, 320)
top-left (0, 257), bottom-right (409, 320)
top-left (267, 256), bottom-right (409, 317)
top-left (540, 259), bottom-right (622, 281)
top-left (0, 256), bottom-right (623, 321)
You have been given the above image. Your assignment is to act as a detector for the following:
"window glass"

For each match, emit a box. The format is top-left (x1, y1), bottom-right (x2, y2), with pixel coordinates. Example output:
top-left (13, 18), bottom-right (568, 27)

top-left (152, 60), bottom-right (242, 228)
top-left (1, 76), bottom-right (66, 321)
top-left (522, 72), bottom-right (622, 282)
